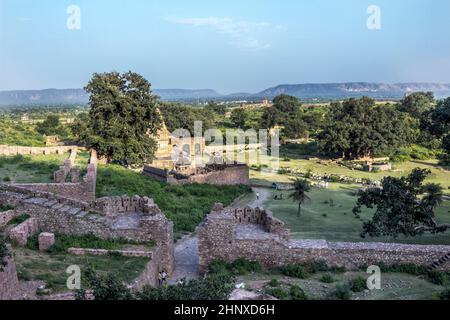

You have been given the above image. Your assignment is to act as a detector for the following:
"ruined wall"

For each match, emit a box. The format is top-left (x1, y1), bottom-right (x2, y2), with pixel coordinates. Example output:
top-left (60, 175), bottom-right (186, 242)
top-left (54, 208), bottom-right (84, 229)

top-left (0, 253), bottom-right (20, 300)
top-left (188, 165), bottom-right (250, 185)
top-left (94, 195), bottom-right (161, 217)
top-left (7, 195), bottom-right (174, 275)
top-left (130, 245), bottom-right (163, 290)
top-left (5, 149), bottom-right (97, 203)
top-left (143, 163), bottom-right (250, 186)
top-left (198, 205), bottom-right (450, 273)
top-left (0, 210), bottom-right (19, 227)
top-left (0, 145), bottom-right (77, 156)
top-left (9, 218), bottom-right (39, 246)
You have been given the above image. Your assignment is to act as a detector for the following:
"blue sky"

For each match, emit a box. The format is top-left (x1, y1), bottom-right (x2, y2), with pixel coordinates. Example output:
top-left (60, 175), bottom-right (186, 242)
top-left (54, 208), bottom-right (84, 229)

top-left (1, 0), bottom-right (450, 93)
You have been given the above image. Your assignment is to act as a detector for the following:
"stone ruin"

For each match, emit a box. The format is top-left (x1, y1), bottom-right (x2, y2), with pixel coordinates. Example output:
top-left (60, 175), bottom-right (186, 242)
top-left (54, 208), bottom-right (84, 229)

top-left (0, 146), bottom-right (175, 295)
top-left (198, 204), bottom-right (450, 273)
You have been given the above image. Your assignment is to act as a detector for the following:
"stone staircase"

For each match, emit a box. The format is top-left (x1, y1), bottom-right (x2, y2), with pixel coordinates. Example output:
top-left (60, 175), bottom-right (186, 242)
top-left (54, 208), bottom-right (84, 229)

top-left (430, 253), bottom-right (450, 270)
top-left (22, 197), bottom-right (90, 220)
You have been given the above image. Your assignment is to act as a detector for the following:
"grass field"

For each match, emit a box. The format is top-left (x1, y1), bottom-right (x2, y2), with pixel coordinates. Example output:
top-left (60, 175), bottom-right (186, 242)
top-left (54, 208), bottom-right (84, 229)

top-left (14, 247), bottom-right (149, 293)
top-left (238, 271), bottom-right (447, 300)
top-left (261, 185), bottom-right (450, 245)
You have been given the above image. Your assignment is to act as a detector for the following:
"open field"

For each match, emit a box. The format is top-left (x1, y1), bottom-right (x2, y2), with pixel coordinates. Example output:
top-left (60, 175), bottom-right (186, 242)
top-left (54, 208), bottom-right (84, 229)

top-left (241, 148), bottom-right (449, 194)
top-left (260, 186), bottom-right (450, 245)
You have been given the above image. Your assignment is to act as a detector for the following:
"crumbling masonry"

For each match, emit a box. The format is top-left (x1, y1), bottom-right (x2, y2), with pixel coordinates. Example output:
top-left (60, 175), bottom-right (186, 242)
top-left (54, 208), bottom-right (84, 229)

top-left (198, 204), bottom-right (450, 273)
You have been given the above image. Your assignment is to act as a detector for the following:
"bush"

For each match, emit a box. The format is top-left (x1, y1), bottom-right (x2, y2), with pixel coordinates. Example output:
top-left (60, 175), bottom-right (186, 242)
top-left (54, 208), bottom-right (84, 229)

top-left (329, 283), bottom-right (352, 300)
top-left (137, 274), bottom-right (235, 300)
top-left (0, 204), bottom-right (14, 212)
top-left (427, 270), bottom-right (447, 286)
top-left (0, 238), bottom-right (10, 271)
top-left (7, 214), bottom-right (30, 226)
top-left (290, 285), bottom-right (308, 300)
top-left (208, 259), bottom-right (262, 276)
top-left (279, 264), bottom-right (309, 279)
top-left (265, 287), bottom-right (289, 300)
top-left (319, 274), bottom-right (335, 284)
top-left (348, 277), bottom-right (367, 293)
top-left (267, 279), bottom-right (280, 287)
top-left (439, 288), bottom-right (450, 300)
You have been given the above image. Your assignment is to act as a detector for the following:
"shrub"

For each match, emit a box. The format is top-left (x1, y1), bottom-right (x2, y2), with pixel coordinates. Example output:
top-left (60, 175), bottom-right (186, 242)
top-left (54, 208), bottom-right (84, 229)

top-left (208, 259), bottom-right (262, 276)
top-left (320, 274), bottom-right (335, 284)
top-left (0, 238), bottom-right (10, 271)
top-left (439, 288), bottom-right (450, 300)
top-left (427, 270), bottom-right (447, 286)
top-left (279, 264), bottom-right (309, 279)
top-left (137, 274), bottom-right (235, 300)
top-left (329, 283), bottom-right (352, 300)
top-left (290, 285), bottom-right (308, 300)
top-left (265, 287), bottom-right (289, 300)
top-left (0, 204), bottom-right (14, 212)
top-left (7, 214), bottom-right (30, 226)
top-left (3, 176), bottom-right (11, 182)
top-left (267, 279), bottom-right (280, 287)
top-left (348, 277), bottom-right (367, 293)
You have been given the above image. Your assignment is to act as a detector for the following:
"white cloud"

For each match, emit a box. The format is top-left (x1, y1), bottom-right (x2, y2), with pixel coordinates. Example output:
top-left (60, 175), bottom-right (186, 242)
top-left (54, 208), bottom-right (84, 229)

top-left (165, 16), bottom-right (284, 50)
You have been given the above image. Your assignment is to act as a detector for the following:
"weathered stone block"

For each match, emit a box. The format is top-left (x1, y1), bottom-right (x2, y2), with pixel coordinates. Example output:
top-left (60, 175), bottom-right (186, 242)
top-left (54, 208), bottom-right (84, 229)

top-left (38, 232), bottom-right (55, 251)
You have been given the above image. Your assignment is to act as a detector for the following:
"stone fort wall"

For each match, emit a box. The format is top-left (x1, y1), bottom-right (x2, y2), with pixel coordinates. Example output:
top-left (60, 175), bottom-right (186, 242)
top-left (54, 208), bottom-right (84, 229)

top-left (0, 145), bottom-right (78, 156)
top-left (0, 250), bottom-right (20, 300)
top-left (143, 163), bottom-right (250, 186)
top-left (198, 204), bottom-right (450, 273)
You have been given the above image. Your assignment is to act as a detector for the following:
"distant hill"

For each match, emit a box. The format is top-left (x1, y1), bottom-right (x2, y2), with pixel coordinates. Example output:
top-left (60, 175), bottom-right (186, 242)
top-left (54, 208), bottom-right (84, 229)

top-left (254, 83), bottom-right (450, 100)
top-left (1, 83), bottom-right (450, 106)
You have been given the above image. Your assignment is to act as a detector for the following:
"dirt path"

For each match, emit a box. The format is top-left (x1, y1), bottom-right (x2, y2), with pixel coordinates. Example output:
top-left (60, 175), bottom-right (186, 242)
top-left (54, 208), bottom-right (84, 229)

top-left (249, 187), bottom-right (270, 208)
top-left (168, 236), bottom-right (200, 284)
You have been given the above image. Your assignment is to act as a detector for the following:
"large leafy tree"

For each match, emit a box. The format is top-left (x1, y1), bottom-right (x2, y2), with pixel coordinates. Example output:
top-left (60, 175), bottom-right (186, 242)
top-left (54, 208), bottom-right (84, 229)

top-left (230, 108), bottom-right (247, 129)
top-left (399, 91), bottom-right (435, 118)
top-left (353, 168), bottom-right (447, 238)
top-left (289, 178), bottom-right (311, 218)
top-left (272, 94), bottom-right (301, 115)
top-left (206, 100), bottom-right (226, 115)
top-left (319, 97), bottom-right (413, 159)
top-left (72, 71), bottom-right (161, 165)
top-left (36, 115), bottom-right (66, 136)
top-left (159, 102), bottom-right (215, 134)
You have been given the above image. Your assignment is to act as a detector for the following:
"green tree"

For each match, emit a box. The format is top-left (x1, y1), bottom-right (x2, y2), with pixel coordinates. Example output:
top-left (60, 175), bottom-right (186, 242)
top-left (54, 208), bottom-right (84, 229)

top-left (206, 100), bottom-right (226, 115)
top-left (260, 107), bottom-right (279, 130)
top-left (230, 108), bottom-right (247, 129)
top-left (399, 92), bottom-right (435, 118)
top-left (442, 134), bottom-right (450, 164)
top-left (36, 115), bottom-right (64, 136)
top-left (72, 71), bottom-right (161, 165)
top-left (353, 168), bottom-right (448, 238)
top-left (282, 116), bottom-right (308, 140)
top-left (272, 94), bottom-right (301, 115)
top-left (319, 97), bottom-right (413, 159)
top-left (289, 178), bottom-right (311, 218)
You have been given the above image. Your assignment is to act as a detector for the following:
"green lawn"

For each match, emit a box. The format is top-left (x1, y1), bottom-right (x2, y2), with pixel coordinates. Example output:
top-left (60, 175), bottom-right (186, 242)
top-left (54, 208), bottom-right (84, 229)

top-left (0, 154), bottom-right (67, 183)
top-left (14, 247), bottom-right (149, 293)
top-left (239, 270), bottom-right (446, 300)
top-left (262, 185), bottom-right (450, 245)
top-left (244, 149), bottom-right (450, 194)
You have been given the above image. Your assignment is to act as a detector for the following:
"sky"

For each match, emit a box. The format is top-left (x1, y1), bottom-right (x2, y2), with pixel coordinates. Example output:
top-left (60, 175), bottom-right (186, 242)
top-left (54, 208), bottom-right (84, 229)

top-left (1, 0), bottom-right (450, 93)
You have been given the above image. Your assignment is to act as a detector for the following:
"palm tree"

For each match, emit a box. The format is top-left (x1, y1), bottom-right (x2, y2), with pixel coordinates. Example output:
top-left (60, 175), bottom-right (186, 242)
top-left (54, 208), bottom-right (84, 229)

top-left (421, 183), bottom-right (443, 209)
top-left (289, 178), bottom-right (311, 218)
